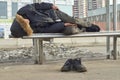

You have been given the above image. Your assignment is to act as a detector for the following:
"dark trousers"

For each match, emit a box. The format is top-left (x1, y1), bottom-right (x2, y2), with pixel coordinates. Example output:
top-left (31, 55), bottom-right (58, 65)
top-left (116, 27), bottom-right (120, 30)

top-left (36, 22), bottom-right (65, 33)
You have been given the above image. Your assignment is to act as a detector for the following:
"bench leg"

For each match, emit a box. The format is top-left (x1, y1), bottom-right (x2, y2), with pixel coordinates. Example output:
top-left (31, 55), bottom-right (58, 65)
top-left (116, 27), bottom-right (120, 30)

top-left (33, 39), bottom-right (38, 64)
top-left (33, 39), bottom-right (44, 64)
top-left (113, 36), bottom-right (117, 60)
top-left (106, 36), bottom-right (111, 59)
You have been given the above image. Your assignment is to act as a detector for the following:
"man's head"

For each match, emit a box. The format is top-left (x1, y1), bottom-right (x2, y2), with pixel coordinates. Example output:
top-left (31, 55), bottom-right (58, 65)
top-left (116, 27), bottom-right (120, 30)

top-left (63, 26), bottom-right (81, 35)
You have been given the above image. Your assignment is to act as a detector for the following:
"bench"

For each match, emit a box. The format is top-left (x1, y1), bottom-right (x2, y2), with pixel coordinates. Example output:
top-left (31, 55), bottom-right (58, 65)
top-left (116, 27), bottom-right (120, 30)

top-left (23, 31), bottom-right (120, 64)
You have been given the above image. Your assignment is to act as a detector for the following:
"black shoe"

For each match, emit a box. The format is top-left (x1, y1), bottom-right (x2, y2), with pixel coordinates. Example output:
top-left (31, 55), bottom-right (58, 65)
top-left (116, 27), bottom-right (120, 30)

top-left (73, 58), bottom-right (87, 72)
top-left (61, 59), bottom-right (73, 72)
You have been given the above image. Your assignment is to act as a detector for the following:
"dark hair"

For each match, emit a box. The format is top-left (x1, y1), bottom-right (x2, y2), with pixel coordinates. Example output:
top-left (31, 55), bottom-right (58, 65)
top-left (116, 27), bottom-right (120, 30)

top-left (63, 26), bottom-right (80, 35)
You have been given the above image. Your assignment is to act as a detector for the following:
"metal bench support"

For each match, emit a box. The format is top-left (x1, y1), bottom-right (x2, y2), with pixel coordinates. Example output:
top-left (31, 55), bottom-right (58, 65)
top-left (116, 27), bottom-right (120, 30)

top-left (22, 32), bottom-right (120, 64)
top-left (33, 39), bottom-right (44, 64)
top-left (113, 36), bottom-right (117, 60)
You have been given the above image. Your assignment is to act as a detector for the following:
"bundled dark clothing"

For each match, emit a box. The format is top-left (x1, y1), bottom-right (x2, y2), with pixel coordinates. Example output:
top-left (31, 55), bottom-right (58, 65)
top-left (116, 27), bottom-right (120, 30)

top-left (10, 2), bottom-right (100, 38)
top-left (11, 2), bottom-right (66, 37)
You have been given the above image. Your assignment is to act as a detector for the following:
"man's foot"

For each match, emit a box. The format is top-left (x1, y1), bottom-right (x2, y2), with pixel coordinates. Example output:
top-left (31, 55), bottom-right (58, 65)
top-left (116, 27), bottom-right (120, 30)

top-left (16, 14), bottom-right (33, 36)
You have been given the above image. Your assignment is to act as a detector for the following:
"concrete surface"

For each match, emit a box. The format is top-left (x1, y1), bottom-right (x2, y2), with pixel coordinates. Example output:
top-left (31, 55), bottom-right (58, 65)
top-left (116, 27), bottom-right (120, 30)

top-left (0, 38), bottom-right (120, 80)
top-left (0, 59), bottom-right (120, 80)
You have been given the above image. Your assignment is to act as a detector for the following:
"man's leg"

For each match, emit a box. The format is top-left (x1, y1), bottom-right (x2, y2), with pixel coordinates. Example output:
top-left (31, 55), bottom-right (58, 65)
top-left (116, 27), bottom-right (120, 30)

top-left (36, 22), bottom-right (65, 33)
top-left (55, 10), bottom-right (92, 27)
top-left (55, 10), bottom-right (100, 32)
top-left (55, 10), bottom-right (76, 23)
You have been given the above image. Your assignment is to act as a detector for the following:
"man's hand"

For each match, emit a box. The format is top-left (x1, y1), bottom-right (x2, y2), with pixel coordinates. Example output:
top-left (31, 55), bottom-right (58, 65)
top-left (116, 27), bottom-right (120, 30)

top-left (64, 23), bottom-right (77, 27)
top-left (24, 19), bottom-right (30, 24)
top-left (52, 5), bottom-right (59, 10)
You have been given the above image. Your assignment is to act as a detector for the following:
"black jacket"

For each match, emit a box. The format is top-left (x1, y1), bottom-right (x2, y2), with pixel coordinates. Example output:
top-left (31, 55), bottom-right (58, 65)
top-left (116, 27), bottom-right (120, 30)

top-left (10, 2), bottom-right (57, 37)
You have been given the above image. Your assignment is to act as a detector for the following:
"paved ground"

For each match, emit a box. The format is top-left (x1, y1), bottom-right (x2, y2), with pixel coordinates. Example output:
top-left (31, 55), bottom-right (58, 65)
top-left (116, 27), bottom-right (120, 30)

top-left (0, 59), bottom-right (120, 80)
top-left (0, 38), bottom-right (120, 80)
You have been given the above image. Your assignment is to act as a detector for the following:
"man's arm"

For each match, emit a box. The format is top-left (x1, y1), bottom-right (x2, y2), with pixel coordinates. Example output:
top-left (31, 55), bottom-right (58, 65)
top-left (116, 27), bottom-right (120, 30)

top-left (17, 4), bottom-right (31, 18)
